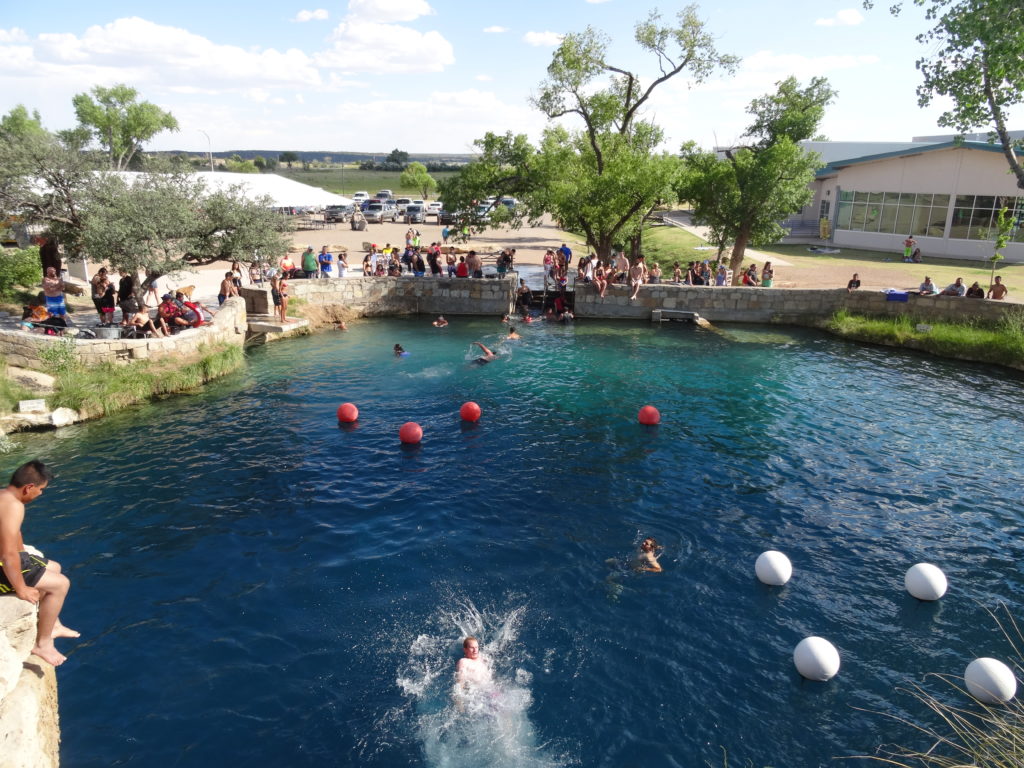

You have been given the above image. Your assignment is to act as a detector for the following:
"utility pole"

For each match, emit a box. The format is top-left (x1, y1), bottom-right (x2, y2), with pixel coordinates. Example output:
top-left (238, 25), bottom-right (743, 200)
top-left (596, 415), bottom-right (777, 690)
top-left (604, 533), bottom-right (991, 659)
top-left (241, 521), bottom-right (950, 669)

top-left (198, 130), bottom-right (214, 172)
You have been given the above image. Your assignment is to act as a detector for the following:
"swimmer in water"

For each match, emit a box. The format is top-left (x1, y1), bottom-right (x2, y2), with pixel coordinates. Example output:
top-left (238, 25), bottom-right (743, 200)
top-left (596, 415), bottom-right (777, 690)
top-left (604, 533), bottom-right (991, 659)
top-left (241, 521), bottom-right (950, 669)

top-left (455, 636), bottom-right (493, 693)
top-left (335, 321), bottom-right (348, 331)
top-left (634, 537), bottom-right (663, 572)
top-left (433, 315), bottom-right (448, 327)
top-left (507, 326), bottom-right (520, 340)
top-left (394, 343), bottom-right (407, 357)
top-left (471, 341), bottom-right (497, 365)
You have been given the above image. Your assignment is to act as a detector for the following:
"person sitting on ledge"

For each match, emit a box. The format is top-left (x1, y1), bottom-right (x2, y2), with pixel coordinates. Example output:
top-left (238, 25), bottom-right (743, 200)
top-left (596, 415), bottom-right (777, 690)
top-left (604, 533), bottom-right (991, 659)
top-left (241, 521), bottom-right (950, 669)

top-left (0, 460), bottom-right (78, 667)
top-left (846, 273), bottom-right (861, 292)
top-left (127, 308), bottom-right (165, 338)
top-left (965, 281), bottom-right (985, 298)
top-left (158, 293), bottom-right (190, 332)
top-left (917, 276), bottom-right (938, 295)
top-left (939, 277), bottom-right (966, 297)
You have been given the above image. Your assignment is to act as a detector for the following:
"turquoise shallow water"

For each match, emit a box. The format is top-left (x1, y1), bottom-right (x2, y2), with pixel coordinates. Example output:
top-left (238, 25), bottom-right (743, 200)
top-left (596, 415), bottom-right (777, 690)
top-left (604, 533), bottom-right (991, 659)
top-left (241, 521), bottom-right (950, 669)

top-left (8, 317), bottom-right (1024, 767)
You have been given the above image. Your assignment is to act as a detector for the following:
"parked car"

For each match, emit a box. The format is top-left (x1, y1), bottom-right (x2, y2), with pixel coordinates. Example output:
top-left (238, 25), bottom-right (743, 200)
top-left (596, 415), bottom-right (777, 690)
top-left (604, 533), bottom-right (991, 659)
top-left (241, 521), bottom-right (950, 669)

top-left (394, 197), bottom-right (413, 214)
top-left (439, 209), bottom-right (461, 226)
top-left (364, 201), bottom-right (398, 223)
top-left (352, 191), bottom-right (369, 203)
top-left (427, 201), bottom-right (443, 217)
top-left (475, 203), bottom-right (493, 220)
top-left (324, 204), bottom-right (354, 222)
top-left (404, 204), bottom-right (426, 224)
top-left (499, 197), bottom-right (517, 209)
top-left (376, 189), bottom-right (394, 200)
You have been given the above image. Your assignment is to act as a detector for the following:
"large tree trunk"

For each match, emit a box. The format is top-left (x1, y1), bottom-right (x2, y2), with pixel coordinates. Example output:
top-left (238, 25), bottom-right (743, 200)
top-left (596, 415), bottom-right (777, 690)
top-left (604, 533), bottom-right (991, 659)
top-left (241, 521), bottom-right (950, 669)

top-left (728, 229), bottom-right (751, 285)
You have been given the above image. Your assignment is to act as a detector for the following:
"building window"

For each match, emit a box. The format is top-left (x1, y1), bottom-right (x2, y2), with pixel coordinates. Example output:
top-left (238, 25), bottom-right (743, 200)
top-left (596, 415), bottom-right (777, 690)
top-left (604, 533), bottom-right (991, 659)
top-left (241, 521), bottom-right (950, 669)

top-left (950, 194), bottom-right (1020, 240)
top-left (834, 190), bottom-right (950, 236)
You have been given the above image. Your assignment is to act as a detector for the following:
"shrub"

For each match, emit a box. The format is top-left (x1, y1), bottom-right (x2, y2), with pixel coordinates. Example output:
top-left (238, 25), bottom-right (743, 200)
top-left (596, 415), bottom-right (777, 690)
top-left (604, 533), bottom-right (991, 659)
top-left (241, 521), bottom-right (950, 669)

top-left (0, 247), bottom-right (42, 301)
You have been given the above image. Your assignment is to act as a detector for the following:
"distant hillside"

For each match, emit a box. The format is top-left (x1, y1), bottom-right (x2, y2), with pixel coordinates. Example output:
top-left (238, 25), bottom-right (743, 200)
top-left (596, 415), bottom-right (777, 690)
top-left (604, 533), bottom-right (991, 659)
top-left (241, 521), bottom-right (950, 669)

top-left (158, 149), bottom-right (475, 164)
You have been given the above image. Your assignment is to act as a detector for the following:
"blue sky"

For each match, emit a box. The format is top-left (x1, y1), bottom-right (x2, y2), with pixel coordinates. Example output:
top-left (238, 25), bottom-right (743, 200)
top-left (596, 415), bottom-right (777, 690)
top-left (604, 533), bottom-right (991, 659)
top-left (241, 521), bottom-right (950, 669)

top-left (1, 0), bottom-right (1014, 155)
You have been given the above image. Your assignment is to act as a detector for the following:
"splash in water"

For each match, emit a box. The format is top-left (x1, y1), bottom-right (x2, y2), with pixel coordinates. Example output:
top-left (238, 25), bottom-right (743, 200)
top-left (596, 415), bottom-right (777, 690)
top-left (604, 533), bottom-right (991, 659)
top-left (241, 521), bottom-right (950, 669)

top-left (394, 593), bottom-right (572, 768)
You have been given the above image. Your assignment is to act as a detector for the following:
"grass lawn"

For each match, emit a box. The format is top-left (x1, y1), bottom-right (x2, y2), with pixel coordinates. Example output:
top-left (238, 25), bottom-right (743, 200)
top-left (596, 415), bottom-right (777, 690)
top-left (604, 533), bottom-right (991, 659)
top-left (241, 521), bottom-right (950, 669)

top-left (640, 224), bottom-right (716, 269)
top-left (277, 168), bottom-right (456, 198)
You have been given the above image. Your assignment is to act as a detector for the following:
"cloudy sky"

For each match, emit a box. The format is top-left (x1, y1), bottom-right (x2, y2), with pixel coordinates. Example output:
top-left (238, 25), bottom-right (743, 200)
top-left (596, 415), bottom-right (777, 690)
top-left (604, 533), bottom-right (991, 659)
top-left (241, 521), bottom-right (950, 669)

top-left (0, 0), bottom-right (1014, 155)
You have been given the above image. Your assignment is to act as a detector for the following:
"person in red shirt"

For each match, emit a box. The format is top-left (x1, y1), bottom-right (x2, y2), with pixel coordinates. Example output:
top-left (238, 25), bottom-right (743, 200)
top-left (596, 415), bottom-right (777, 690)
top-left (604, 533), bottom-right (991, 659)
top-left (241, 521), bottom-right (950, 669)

top-left (455, 256), bottom-right (469, 278)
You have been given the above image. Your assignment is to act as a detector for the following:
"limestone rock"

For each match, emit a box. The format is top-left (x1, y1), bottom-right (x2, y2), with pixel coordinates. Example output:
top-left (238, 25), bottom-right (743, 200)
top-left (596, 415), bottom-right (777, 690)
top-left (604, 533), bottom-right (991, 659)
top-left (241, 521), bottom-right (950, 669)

top-left (49, 409), bottom-right (78, 428)
top-left (5, 368), bottom-right (55, 394)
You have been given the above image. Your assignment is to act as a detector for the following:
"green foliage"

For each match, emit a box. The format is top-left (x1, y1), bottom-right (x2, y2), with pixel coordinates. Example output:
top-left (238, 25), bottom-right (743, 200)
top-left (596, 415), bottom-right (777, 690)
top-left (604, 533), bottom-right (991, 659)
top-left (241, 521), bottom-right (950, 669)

top-left (279, 151), bottom-right (299, 168)
top-left (442, 7), bottom-right (736, 259)
top-left (49, 343), bottom-right (243, 416)
top-left (71, 83), bottom-right (179, 171)
top-left (386, 148), bottom-right (410, 167)
top-left (827, 308), bottom-right (1024, 368)
top-left (39, 336), bottom-right (79, 378)
top-left (678, 77), bottom-right (835, 280)
top-left (399, 162), bottom-right (437, 199)
top-left (0, 246), bottom-right (42, 300)
top-left (72, 171), bottom-right (291, 274)
top-left (0, 105), bottom-right (46, 140)
top-left (225, 158), bottom-right (260, 174)
top-left (988, 206), bottom-right (1012, 288)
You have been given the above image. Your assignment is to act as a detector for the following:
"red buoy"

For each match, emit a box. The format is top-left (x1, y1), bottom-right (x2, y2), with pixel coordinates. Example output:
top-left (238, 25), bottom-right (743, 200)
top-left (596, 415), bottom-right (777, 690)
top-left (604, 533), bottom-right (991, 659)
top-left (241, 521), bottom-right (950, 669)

top-left (459, 401), bottom-right (482, 422)
top-left (399, 421), bottom-right (423, 444)
top-left (638, 405), bottom-right (660, 425)
top-left (337, 403), bottom-right (359, 423)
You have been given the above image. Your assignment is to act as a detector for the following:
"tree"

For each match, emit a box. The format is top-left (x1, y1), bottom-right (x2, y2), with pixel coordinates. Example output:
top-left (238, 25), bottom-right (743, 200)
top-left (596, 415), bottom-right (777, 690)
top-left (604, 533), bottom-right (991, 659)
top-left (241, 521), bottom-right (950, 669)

top-left (399, 162), bottom-right (438, 199)
top-left (440, 7), bottom-right (737, 259)
top-left (225, 158), bottom-right (260, 174)
top-left (677, 76), bottom-right (836, 281)
top-left (386, 148), bottom-right (410, 167)
top-left (0, 105), bottom-right (46, 140)
top-left (71, 84), bottom-right (179, 171)
top-left (279, 151), bottom-right (299, 168)
top-left (988, 206), bottom-right (1013, 289)
top-left (253, 156), bottom-right (267, 172)
top-left (867, 0), bottom-right (1024, 188)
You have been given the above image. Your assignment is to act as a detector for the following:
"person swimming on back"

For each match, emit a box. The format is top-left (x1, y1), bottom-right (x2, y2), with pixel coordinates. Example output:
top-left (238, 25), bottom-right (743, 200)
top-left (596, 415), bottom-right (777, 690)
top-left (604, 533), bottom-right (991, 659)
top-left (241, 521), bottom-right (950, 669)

top-left (633, 537), bottom-right (663, 572)
top-left (471, 341), bottom-right (497, 365)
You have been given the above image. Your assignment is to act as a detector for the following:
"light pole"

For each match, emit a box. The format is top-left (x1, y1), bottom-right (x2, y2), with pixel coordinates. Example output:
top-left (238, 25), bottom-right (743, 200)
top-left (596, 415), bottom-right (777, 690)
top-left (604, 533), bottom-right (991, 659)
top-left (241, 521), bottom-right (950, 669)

top-left (198, 130), bottom-right (214, 172)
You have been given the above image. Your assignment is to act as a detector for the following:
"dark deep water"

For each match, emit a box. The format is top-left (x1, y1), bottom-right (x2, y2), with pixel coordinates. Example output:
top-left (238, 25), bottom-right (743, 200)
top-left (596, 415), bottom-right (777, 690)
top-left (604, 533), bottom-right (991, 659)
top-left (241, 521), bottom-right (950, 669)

top-left (10, 317), bottom-right (1024, 767)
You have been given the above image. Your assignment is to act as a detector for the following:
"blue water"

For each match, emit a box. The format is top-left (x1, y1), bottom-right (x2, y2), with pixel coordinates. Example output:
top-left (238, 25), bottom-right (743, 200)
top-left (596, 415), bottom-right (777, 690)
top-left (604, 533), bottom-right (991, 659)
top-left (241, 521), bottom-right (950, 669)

top-left (8, 318), bottom-right (1024, 767)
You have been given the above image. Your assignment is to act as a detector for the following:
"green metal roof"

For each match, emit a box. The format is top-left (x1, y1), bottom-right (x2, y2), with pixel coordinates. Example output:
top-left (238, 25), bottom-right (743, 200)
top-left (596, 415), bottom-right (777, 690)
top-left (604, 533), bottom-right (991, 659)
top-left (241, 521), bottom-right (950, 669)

top-left (815, 140), bottom-right (1006, 178)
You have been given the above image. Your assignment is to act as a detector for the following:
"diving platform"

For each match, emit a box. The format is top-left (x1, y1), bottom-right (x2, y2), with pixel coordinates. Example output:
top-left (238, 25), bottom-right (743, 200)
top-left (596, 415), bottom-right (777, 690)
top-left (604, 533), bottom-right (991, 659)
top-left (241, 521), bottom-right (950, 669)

top-left (651, 309), bottom-right (702, 324)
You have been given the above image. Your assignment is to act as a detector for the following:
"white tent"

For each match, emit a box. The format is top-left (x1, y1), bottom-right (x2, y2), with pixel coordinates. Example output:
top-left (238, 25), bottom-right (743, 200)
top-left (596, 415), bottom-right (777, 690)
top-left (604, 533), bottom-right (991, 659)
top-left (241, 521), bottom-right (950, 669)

top-left (110, 171), bottom-right (352, 209)
top-left (192, 171), bottom-right (353, 209)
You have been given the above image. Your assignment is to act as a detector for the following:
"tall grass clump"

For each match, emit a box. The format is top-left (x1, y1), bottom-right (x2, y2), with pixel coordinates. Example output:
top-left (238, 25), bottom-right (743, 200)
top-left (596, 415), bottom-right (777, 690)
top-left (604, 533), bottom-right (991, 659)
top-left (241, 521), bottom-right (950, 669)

top-left (867, 605), bottom-right (1024, 767)
top-left (49, 343), bottom-right (244, 417)
top-left (827, 309), bottom-right (1024, 369)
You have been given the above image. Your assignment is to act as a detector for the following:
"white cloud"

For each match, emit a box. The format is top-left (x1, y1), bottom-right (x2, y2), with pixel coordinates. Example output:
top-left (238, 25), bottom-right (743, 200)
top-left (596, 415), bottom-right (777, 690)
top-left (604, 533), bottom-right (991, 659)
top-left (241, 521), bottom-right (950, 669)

top-left (347, 0), bottom-right (434, 23)
top-left (523, 31), bottom-right (563, 47)
top-left (475, 74), bottom-right (493, 81)
top-left (293, 9), bottom-right (329, 22)
top-left (20, 17), bottom-right (321, 89)
top-left (321, 20), bottom-right (453, 72)
top-left (0, 28), bottom-right (29, 43)
top-left (814, 9), bottom-right (864, 27)
top-left (483, 26), bottom-right (507, 34)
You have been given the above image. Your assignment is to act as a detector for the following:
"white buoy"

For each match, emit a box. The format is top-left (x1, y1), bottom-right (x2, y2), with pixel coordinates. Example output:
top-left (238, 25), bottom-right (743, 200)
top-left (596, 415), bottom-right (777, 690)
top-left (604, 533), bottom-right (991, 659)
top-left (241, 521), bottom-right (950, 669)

top-left (755, 550), bottom-right (792, 586)
top-left (794, 637), bottom-right (841, 681)
top-left (905, 563), bottom-right (948, 601)
top-left (965, 658), bottom-right (1017, 704)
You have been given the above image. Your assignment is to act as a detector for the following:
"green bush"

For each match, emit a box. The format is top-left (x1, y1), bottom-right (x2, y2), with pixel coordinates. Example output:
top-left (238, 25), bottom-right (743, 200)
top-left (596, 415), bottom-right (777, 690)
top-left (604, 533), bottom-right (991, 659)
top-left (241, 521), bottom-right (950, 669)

top-left (0, 247), bottom-right (42, 301)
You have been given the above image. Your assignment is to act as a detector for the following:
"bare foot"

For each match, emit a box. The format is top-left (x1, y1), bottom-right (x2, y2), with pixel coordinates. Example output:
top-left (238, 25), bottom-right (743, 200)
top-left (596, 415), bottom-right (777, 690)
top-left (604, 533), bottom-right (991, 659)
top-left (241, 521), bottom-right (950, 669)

top-left (52, 622), bottom-right (80, 639)
top-left (31, 643), bottom-right (66, 667)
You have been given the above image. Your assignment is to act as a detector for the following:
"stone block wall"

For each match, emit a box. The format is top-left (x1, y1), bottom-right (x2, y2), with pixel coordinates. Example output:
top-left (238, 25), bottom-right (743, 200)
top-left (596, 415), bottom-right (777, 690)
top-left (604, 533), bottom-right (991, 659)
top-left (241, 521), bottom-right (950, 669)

top-left (574, 283), bottom-right (1020, 326)
top-left (0, 298), bottom-right (247, 371)
top-left (241, 276), bottom-right (515, 318)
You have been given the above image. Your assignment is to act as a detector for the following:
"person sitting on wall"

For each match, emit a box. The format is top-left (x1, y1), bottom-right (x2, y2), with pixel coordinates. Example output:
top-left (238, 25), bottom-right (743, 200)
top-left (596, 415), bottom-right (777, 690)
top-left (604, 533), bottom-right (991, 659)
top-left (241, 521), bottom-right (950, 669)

top-left (965, 281), bottom-right (985, 298)
top-left (158, 293), bottom-right (190, 332)
top-left (127, 308), bottom-right (165, 338)
top-left (174, 292), bottom-right (206, 327)
top-left (917, 276), bottom-right (939, 296)
top-left (939, 277), bottom-right (966, 297)
top-left (846, 273), bottom-right (861, 292)
top-left (20, 294), bottom-right (67, 335)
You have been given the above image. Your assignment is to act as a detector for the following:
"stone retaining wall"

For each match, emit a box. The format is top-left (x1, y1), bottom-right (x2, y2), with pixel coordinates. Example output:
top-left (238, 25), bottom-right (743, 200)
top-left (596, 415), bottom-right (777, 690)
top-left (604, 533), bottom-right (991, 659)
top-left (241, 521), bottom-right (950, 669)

top-left (0, 298), bottom-right (247, 371)
top-left (573, 283), bottom-right (1020, 325)
top-left (241, 276), bottom-right (516, 318)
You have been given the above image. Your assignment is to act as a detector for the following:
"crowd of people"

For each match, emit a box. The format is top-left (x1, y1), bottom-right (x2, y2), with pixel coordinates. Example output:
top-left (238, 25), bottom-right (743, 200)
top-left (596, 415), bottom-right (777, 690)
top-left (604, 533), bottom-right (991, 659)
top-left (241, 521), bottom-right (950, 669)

top-left (912, 274), bottom-right (1009, 299)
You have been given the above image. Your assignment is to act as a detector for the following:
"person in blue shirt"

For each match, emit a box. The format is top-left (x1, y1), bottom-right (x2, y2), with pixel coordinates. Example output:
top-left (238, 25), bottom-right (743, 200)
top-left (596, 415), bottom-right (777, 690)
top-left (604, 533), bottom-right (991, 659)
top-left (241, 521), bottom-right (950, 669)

top-left (939, 277), bottom-right (966, 296)
top-left (318, 246), bottom-right (334, 278)
top-left (558, 243), bottom-right (572, 267)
